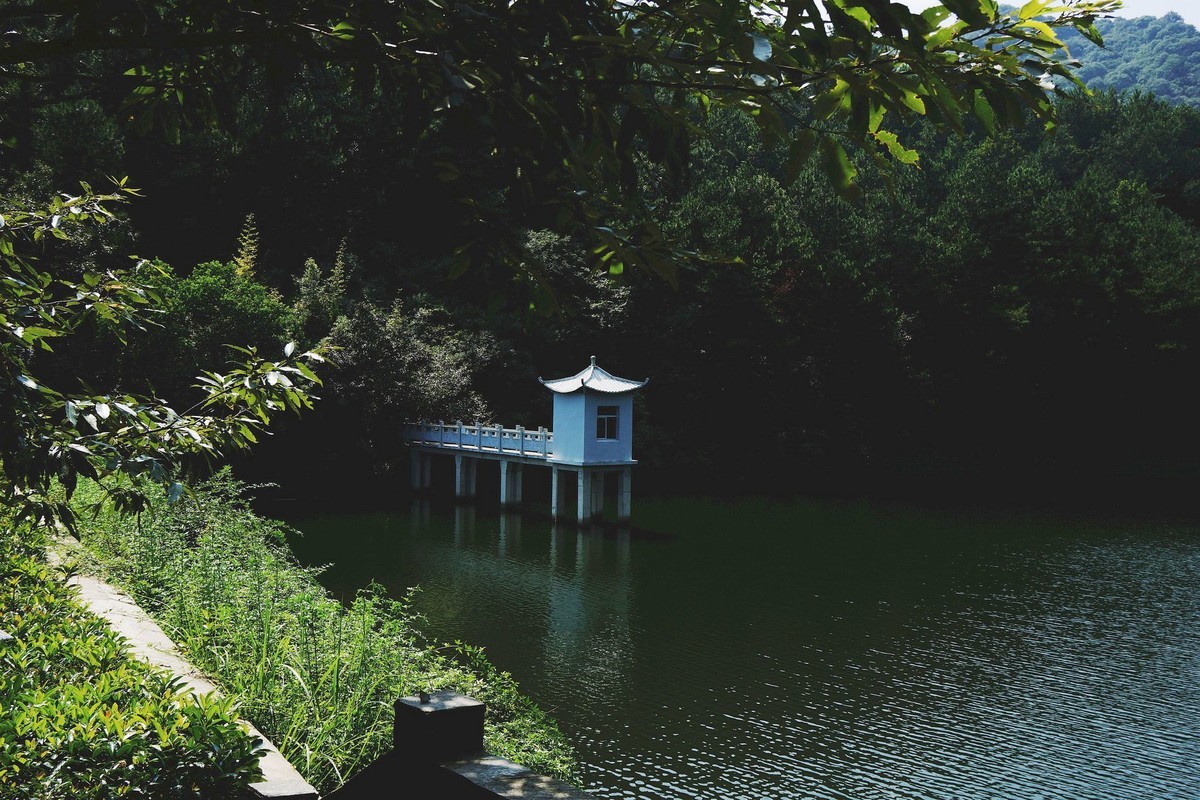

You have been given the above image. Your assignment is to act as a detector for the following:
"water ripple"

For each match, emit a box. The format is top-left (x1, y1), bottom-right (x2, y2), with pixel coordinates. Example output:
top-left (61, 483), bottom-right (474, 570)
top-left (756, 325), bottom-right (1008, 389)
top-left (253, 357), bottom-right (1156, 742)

top-left (289, 501), bottom-right (1200, 800)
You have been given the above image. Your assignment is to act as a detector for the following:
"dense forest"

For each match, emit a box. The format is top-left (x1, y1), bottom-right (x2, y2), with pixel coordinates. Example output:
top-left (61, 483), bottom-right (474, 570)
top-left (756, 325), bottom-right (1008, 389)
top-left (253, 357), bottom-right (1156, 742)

top-left (4, 6), bottom-right (1199, 510)
top-left (1061, 11), bottom-right (1200, 107)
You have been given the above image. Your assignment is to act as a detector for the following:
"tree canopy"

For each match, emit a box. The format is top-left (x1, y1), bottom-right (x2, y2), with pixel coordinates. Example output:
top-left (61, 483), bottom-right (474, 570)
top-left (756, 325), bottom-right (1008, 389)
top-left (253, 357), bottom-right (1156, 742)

top-left (14, 1), bottom-right (1200, 513)
top-left (1060, 11), bottom-right (1200, 107)
top-left (1, 0), bottom-right (1120, 279)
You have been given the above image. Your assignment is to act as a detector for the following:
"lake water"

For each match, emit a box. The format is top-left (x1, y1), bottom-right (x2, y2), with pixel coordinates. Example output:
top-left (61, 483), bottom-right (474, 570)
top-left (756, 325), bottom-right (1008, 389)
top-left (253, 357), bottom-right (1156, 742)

top-left (285, 496), bottom-right (1200, 799)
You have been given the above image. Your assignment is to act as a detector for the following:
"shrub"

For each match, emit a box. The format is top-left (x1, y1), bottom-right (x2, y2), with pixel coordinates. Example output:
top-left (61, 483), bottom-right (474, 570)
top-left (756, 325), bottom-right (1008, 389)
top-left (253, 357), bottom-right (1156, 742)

top-left (0, 532), bottom-right (263, 799)
top-left (115, 259), bottom-right (299, 404)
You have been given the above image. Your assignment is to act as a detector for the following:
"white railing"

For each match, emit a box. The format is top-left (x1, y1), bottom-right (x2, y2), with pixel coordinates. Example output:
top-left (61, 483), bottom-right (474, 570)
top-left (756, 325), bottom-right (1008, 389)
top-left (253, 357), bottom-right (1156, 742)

top-left (402, 421), bottom-right (554, 458)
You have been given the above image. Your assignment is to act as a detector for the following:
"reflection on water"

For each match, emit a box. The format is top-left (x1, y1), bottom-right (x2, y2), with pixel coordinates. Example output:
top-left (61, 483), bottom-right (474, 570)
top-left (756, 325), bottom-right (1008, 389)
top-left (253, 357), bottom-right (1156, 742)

top-left (288, 497), bottom-right (1200, 800)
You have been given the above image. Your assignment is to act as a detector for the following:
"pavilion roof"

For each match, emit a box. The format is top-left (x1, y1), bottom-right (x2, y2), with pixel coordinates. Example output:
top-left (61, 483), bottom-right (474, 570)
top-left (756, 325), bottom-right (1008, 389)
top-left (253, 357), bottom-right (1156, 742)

top-left (539, 356), bottom-right (648, 394)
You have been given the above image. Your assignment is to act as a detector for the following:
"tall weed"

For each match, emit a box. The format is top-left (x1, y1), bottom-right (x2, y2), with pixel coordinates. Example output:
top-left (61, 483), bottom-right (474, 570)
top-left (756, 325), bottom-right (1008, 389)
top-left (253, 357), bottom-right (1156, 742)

top-left (74, 472), bottom-right (574, 792)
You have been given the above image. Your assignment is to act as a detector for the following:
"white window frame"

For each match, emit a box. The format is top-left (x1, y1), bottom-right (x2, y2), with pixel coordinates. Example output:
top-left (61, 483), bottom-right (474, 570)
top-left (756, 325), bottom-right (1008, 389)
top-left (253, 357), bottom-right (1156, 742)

top-left (596, 405), bottom-right (619, 440)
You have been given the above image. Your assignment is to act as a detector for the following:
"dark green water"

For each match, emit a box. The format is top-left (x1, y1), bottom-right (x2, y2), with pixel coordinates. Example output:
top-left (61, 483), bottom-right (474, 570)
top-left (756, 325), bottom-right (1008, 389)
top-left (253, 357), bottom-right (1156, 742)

top-left (286, 497), bottom-right (1200, 799)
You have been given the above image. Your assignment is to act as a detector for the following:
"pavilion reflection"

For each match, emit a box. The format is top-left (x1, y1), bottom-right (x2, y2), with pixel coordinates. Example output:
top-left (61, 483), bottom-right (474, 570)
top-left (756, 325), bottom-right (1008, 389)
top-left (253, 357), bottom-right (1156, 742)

top-left (426, 500), bottom-right (635, 697)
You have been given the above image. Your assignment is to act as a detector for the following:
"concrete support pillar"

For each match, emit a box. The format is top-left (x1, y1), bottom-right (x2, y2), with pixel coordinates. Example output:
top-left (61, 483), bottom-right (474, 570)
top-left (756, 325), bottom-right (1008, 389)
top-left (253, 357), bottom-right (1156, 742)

top-left (590, 471), bottom-right (605, 519)
top-left (411, 451), bottom-right (432, 491)
top-left (500, 461), bottom-right (524, 508)
top-left (577, 469), bottom-right (592, 522)
top-left (617, 467), bottom-right (632, 523)
top-left (454, 456), bottom-right (476, 499)
top-left (550, 467), bottom-right (562, 519)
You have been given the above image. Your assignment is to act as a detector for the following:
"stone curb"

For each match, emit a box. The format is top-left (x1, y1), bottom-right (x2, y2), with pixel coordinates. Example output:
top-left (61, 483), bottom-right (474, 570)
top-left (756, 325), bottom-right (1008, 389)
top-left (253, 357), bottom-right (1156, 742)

top-left (64, 566), bottom-right (319, 799)
top-left (445, 754), bottom-right (595, 799)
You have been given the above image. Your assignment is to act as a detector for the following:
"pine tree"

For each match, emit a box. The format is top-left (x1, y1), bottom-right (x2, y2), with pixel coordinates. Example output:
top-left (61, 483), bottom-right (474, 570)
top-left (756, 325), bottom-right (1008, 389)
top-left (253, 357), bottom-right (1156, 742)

top-left (233, 213), bottom-right (258, 277)
top-left (329, 237), bottom-right (350, 300)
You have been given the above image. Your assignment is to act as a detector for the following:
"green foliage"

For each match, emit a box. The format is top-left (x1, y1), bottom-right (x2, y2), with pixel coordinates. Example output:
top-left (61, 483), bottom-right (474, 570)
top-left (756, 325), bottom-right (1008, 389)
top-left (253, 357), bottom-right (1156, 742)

top-left (6, 4), bottom-right (1198, 500)
top-left (0, 531), bottom-right (263, 799)
top-left (325, 298), bottom-right (508, 431)
top-left (214, 84), bottom-right (1200, 494)
top-left (1061, 12), bottom-right (1200, 107)
top-left (520, 230), bottom-right (631, 328)
top-left (233, 213), bottom-right (259, 278)
top-left (0, 186), bottom-right (325, 530)
top-left (73, 472), bottom-right (576, 793)
top-left (627, 90), bottom-right (1200, 486)
top-left (160, 260), bottom-right (297, 379)
top-left (1, 0), bottom-right (1119, 280)
top-left (26, 101), bottom-right (126, 191)
top-left (291, 246), bottom-right (349, 346)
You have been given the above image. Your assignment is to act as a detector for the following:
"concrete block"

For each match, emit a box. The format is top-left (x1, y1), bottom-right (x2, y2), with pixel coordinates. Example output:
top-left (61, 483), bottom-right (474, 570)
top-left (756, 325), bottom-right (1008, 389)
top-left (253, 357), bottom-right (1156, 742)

top-left (394, 691), bottom-right (485, 763)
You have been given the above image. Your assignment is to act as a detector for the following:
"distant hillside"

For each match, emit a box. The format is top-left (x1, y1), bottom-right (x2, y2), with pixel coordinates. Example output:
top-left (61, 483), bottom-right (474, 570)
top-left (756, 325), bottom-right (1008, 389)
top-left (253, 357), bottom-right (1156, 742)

top-left (1060, 11), bottom-right (1200, 106)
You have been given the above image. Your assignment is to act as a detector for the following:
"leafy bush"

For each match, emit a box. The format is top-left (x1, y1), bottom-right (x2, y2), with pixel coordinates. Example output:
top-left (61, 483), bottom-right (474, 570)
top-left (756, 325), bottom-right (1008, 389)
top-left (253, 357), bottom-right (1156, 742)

top-left (73, 472), bottom-right (575, 793)
top-left (167, 261), bottom-right (296, 361)
top-left (0, 532), bottom-right (262, 799)
top-left (326, 299), bottom-right (502, 425)
top-left (126, 260), bottom-right (300, 403)
top-left (305, 298), bottom-right (521, 483)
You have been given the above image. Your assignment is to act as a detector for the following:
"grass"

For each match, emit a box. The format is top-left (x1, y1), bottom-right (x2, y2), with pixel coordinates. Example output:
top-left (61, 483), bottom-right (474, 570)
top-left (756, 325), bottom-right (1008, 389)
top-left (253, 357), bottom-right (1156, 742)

top-left (0, 528), bottom-right (262, 799)
top-left (71, 471), bottom-right (576, 794)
